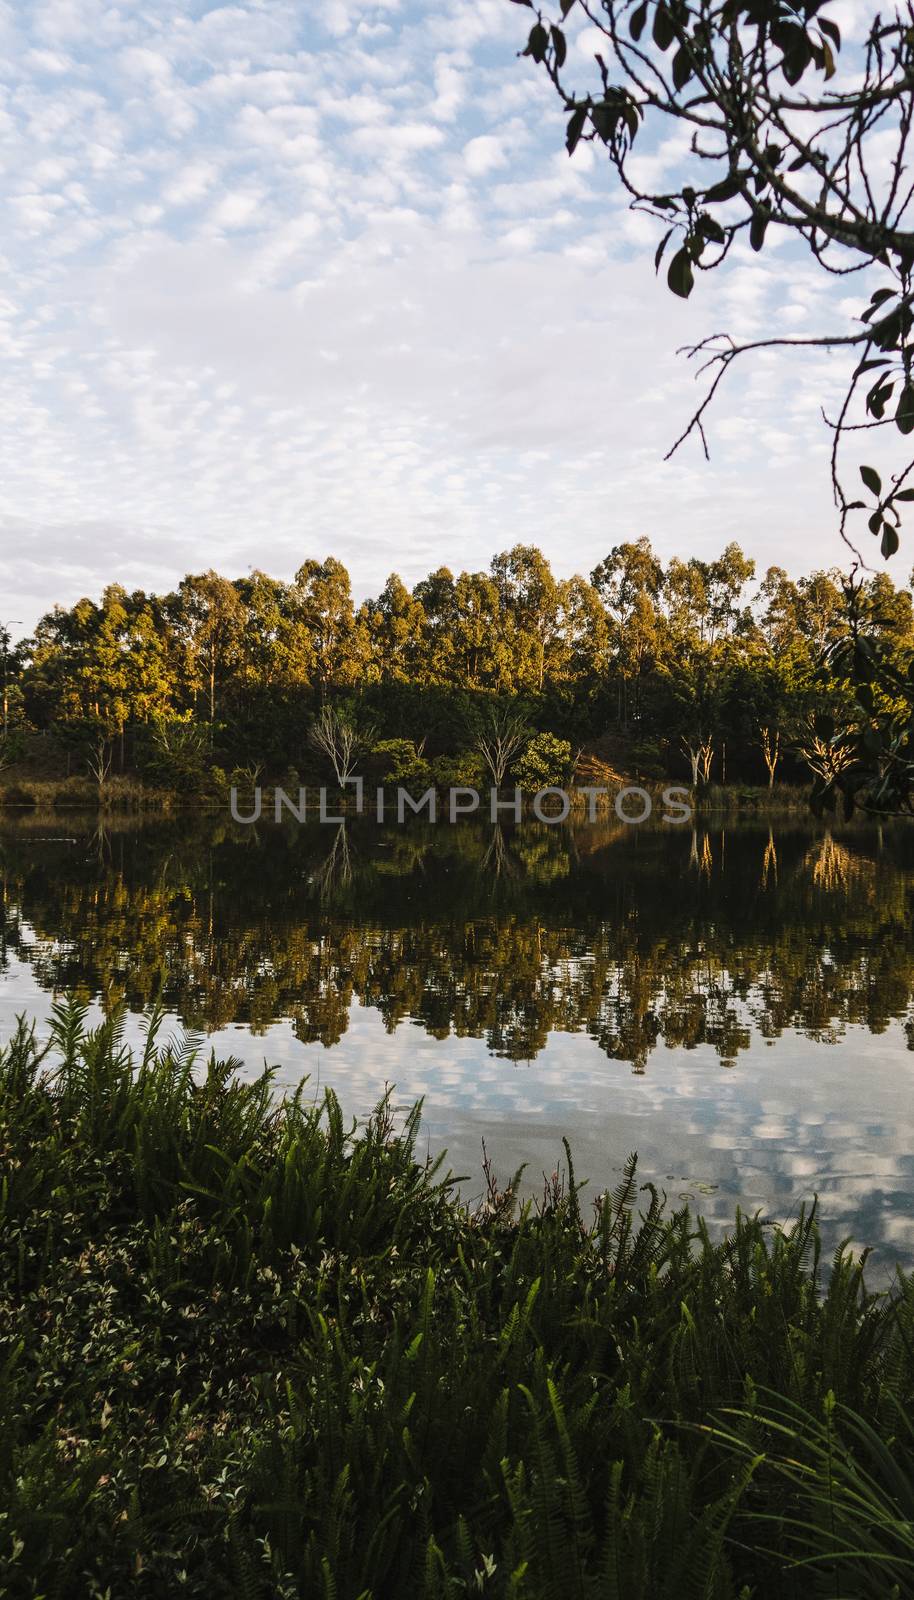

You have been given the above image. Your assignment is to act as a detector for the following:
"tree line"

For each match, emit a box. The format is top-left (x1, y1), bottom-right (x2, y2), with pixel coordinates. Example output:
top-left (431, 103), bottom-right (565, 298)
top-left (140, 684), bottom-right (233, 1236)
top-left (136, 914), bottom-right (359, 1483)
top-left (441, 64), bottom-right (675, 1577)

top-left (2, 540), bottom-right (913, 797)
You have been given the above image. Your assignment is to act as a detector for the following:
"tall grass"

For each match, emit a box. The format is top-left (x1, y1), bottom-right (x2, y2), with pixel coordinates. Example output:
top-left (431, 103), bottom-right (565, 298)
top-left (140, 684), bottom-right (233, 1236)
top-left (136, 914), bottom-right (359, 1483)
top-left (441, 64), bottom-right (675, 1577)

top-left (1, 1002), bottom-right (912, 1598)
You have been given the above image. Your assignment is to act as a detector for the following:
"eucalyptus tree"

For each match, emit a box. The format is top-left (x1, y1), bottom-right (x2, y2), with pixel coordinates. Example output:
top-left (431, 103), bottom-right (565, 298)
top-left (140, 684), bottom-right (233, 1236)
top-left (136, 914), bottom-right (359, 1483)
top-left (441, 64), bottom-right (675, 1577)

top-left (591, 537), bottom-right (663, 724)
top-left (359, 574), bottom-right (427, 684)
top-left (491, 543), bottom-right (563, 691)
top-left (291, 558), bottom-right (362, 700)
top-left (170, 572), bottom-right (245, 743)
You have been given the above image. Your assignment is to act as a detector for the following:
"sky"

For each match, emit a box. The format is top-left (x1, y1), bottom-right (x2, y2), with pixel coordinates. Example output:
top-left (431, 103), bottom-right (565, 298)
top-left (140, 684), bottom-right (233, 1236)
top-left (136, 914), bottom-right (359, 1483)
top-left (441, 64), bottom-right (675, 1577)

top-left (0, 0), bottom-right (883, 633)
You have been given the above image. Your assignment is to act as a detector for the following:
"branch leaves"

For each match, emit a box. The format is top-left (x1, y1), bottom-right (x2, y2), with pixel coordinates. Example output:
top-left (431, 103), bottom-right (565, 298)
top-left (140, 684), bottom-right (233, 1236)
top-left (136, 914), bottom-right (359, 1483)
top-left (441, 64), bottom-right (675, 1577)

top-left (667, 247), bottom-right (694, 299)
top-left (896, 384), bottom-right (914, 436)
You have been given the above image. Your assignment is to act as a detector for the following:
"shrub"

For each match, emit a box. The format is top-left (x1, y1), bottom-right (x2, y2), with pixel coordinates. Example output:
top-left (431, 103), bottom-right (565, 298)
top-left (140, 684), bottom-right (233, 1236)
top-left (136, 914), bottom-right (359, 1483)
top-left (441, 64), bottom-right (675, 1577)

top-left (138, 719), bottom-right (210, 795)
top-left (627, 739), bottom-right (668, 780)
top-left (428, 751), bottom-right (486, 789)
top-left (513, 732), bottom-right (574, 790)
top-left (370, 738), bottom-right (433, 789)
top-left (0, 782), bottom-right (37, 807)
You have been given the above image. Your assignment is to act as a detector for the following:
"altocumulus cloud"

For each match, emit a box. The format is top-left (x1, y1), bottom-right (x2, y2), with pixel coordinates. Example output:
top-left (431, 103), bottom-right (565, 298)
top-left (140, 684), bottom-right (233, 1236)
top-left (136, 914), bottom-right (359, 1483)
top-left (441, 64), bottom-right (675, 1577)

top-left (0, 0), bottom-right (862, 627)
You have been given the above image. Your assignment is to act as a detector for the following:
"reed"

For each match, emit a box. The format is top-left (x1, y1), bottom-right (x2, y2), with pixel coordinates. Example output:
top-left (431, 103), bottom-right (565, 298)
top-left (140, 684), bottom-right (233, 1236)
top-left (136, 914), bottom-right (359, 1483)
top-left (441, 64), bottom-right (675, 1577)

top-left (1, 1002), bottom-right (911, 1598)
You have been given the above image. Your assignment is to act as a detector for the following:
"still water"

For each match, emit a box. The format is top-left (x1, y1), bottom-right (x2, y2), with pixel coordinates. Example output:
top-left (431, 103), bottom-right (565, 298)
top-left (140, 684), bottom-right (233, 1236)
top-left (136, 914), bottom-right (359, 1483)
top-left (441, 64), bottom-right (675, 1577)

top-left (1, 810), bottom-right (912, 1270)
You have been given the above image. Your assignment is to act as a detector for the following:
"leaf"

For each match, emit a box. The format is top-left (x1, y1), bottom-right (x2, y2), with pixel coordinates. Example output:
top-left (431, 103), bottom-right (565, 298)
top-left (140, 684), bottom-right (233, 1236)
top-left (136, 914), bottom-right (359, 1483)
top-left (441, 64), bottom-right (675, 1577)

top-left (749, 206), bottom-right (769, 252)
top-left (699, 214), bottom-right (726, 244)
top-left (895, 383), bottom-right (914, 435)
top-left (868, 510), bottom-right (884, 535)
top-left (523, 22), bottom-right (549, 61)
top-left (862, 287), bottom-right (896, 322)
top-left (881, 524), bottom-right (900, 558)
top-left (859, 465), bottom-right (882, 496)
top-left (705, 173), bottom-right (743, 203)
top-left (560, 0), bottom-right (576, 14)
top-left (565, 105), bottom-right (587, 155)
top-left (629, 1), bottom-right (648, 39)
top-left (867, 380), bottom-right (894, 420)
top-left (591, 101), bottom-right (618, 142)
top-left (872, 305), bottom-right (904, 351)
top-left (781, 26), bottom-right (812, 85)
top-left (654, 226), bottom-right (675, 272)
top-left (820, 38), bottom-right (836, 78)
top-left (893, 487), bottom-right (914, 501)
top-left (652, 4), bottom-right (675, 51)
top-left (672, 45), bottom-right (692, 89)
top-left (550, 25), bottom-right (567, 68)
top-left (819, 16), bottom-right (841, 48)
top-left (667, 247), bottom-right (694, 299)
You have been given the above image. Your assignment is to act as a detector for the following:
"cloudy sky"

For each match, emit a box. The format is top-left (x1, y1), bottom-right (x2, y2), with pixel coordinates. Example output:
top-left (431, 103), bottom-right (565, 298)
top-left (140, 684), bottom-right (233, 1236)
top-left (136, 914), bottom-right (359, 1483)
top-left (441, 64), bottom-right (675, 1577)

top-left (0, 0), bottom-right (879, 631)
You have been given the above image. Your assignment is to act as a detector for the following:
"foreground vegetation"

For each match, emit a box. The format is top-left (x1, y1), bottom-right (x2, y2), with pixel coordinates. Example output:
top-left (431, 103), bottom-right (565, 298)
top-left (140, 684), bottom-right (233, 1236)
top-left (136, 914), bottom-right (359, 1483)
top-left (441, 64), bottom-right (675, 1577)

top-left (2, 1006), bottom-right (913, 1599)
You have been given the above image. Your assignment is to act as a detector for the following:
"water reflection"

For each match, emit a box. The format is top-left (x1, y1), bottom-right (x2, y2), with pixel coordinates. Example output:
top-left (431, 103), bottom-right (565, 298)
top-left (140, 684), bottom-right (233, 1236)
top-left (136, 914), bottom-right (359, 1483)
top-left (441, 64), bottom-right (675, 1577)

top-left (2, 811), bottom-right (913, 1269)
top-left (1, 813), bottom-right (912, 1069)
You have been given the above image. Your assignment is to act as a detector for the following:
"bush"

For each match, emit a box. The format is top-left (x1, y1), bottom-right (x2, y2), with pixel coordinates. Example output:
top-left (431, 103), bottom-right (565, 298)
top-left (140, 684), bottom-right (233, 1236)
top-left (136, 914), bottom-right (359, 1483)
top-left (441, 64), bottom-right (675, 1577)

top-left (428, 751), bottom-right (486, 789)
top-left (2, 1003), bottom-right (913, 1599)
top-left (370, 738), bottom-right (433, 789)
top-left (137, 719), bottom-right (210, 795)
top-left (513, 732), bottom-right (574, 790)
top-left (627, 739), bottom-right (668, 780)
top-left (0, 782), bottom-right (37, 807)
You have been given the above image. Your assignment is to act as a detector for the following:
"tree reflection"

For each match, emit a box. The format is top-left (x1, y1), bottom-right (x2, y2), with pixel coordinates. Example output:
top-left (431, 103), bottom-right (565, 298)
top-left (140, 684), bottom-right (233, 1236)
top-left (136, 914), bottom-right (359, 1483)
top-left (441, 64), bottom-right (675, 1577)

top-left (1, 814), bottom-right (913, 1067)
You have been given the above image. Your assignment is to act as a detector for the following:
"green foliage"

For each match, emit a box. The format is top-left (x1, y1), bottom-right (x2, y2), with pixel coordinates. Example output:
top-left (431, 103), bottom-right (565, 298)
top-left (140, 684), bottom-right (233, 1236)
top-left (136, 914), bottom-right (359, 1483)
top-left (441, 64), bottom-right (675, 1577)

top-left (513, 732), bottom-right (575, 789)
top-left (1, 1003), bottom-right (912, 1597)
top-left (7, 541), bottom-right (914, 810)
top-left (370, 738), bottom-right (433, 789)
top-left (428, 751), bottom-right (487, 789)
top-left (138, 717), bottom-right (211, 794)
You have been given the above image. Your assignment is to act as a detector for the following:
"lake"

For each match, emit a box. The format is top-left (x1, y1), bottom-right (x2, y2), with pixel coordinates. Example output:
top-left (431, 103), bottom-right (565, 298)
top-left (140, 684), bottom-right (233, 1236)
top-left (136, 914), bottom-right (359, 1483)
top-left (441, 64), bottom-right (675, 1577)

top-left (1, 808), bottom-right (913, 1273)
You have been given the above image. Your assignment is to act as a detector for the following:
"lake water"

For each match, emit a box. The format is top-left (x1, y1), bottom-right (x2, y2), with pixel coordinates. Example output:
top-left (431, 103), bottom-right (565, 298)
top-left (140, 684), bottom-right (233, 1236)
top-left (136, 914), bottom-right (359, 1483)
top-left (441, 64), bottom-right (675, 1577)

top-left (1, 810), bottom-right (913, 1273)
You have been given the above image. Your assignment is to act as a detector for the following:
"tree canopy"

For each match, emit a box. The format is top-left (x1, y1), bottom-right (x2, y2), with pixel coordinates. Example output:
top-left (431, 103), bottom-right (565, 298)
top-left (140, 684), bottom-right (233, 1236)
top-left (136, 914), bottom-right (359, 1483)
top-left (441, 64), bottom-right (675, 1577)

top-left (5, 542), bottom-right (914, 812)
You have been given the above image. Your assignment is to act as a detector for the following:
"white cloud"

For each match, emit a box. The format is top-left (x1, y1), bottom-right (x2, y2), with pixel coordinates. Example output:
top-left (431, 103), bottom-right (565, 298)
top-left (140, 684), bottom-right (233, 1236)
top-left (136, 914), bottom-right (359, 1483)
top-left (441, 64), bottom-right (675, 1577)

top-left (0, 0), bottom-right (897, 633)
top-left (463, 133), bottom-right (505, 177)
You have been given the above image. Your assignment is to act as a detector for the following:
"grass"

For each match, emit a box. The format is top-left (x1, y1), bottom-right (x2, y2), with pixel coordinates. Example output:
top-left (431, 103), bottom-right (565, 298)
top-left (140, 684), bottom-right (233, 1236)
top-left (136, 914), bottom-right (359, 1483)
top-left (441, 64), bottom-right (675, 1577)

top-left (0, 774), bottom-right (174, 811)
top-left (695, 782), bottom-right (811, 815)
top-left (1, 1004), bottom-right (913, 1598)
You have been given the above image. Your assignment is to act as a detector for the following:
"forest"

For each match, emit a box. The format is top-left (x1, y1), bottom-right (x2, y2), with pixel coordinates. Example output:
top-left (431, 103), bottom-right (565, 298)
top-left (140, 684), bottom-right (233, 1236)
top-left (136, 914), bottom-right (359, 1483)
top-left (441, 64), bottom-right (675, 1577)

top-left (2, 540), bottom-right (913, 800)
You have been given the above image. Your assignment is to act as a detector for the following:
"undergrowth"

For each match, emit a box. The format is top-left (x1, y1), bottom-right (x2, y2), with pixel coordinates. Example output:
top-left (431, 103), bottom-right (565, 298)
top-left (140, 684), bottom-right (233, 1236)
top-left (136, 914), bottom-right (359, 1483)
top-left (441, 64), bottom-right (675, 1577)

top-left (1, 1002), bottom-right (912, 1599)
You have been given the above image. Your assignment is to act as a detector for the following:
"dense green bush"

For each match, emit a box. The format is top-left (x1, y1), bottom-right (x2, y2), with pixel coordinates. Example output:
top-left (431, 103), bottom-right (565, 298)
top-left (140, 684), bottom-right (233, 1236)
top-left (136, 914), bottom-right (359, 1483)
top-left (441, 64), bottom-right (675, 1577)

top-left (513, 733), bottom-right (574, 790)
top-left (370, 738), bottom-right (434, 789)
top-left (1, 1004), bottom-right (912, 1598)
top-left (428, 750), bottom-right (486, 790)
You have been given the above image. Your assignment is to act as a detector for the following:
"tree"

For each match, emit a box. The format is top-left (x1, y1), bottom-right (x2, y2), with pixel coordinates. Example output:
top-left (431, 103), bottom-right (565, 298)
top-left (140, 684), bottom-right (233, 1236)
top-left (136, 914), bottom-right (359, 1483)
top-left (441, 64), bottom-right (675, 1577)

top-left (514, 731), bottom-right (576, 788)
top-left (308, 705), bottom-right (371, 787)
top-left (491, 544), bottom-right (563, 692)
top-left (292, 558), bottom-right (361, 699)
top-left (360, 575), bottom-right (427, 684)
top-left (474, 706), bottom-right (531, 787)
top-left (513, 0), bottom-right (914, 563)
top-left (511, 0), bottom-right (914, 811)
top-left (171, 573), bottom-right (244, 745)
top-left (591, 538), bottom-right (663, 723)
